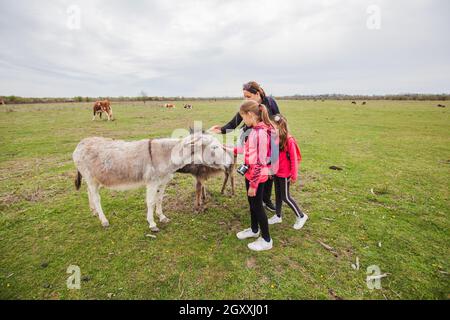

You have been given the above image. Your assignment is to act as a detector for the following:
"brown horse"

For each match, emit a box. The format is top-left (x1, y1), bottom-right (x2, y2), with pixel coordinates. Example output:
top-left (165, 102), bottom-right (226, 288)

top-left (92, 100), bottom-right (114, 121)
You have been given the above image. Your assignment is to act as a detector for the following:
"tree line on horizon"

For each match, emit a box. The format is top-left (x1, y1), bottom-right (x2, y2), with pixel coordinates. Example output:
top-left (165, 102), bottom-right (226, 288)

top-left (0, 93), bottom-right (448, 105)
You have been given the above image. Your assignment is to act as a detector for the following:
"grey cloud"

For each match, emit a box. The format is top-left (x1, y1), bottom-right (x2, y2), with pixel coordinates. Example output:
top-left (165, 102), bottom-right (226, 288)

top-left (0, 0), bottom-right (449, 97)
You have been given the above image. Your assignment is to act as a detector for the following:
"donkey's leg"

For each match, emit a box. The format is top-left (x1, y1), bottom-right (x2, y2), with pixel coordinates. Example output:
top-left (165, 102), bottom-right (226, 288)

top-left (155, 181), bottom-right (170, 223)
top-left (195, 179), bottom-right (202, 211)
top-left (87, 187), bottom-right (97, 216)
top-left (87, 183), bottom-right (109, 227)
top-left (221, 172), bottom-right (229, 194)
top-left (202, 185), bottom-right (207, 201)
top-left (146, 183), bottom-right (159, 232)
top-left (230, 172), bottom-right (235, 196)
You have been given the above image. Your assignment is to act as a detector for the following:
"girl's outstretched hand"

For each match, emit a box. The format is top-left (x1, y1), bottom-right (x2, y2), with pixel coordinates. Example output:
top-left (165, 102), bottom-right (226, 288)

top-left (248, 187), bottom-right (256, 197)
top-left (209, 125), bottom-right (222, 134)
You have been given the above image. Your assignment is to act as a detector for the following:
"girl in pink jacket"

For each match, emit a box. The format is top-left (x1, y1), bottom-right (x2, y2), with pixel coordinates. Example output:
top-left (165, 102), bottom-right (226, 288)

top-left (269, 114), bottom-right (308, 230)
top-left (230, 100), bottom-right (275, 251)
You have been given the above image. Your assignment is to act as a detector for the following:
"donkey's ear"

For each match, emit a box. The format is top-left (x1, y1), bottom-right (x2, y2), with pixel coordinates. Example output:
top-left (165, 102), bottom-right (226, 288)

top-left (183, 134), bottom-right (202, 146)
top-left (189, 127), bottom-right (206, 135)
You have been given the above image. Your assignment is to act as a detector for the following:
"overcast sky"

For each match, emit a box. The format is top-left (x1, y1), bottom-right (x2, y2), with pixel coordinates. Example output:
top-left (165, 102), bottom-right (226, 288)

top-left (0, 0), bottom-right (449, 97)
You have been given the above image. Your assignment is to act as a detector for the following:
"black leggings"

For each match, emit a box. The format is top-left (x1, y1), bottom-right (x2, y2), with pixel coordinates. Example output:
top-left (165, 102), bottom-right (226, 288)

top-left (245, 179), bottom-right (271, 242)
top-left (274, 176), bottom-right (304, 218)
top-left (263, 178), bottom-right (273, 205)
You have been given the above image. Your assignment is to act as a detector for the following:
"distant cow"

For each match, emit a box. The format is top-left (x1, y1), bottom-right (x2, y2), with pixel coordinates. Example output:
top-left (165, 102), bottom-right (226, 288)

top-left (165, 103), bottom-right (175, 109)
top-left (437, 104), bottom-right (446, 108)
top-left (93, 100), bottom-right (113, 121)
top-left (362, 101), bottom-right (367, 105)
top-left (184, 104), bottom-right (193, 109)
top-left (351, 101), bottom-right (357, 105)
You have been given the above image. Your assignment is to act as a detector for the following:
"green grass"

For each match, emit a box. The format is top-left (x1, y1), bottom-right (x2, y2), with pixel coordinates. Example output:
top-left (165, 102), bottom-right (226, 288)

top-left (0, 100), bottom-right (449, 300)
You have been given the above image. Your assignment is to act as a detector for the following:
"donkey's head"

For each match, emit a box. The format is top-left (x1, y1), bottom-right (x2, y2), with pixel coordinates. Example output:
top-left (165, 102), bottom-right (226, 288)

top-left (171, 132), bottom-right (232, 170)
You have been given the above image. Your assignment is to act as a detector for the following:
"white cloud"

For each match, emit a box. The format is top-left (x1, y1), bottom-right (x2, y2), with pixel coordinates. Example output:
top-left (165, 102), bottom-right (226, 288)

top-left (0, 0), bottom-right (449, 97)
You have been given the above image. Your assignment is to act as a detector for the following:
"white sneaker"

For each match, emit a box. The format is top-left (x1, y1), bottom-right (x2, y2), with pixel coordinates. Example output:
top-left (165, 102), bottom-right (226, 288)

top-left (248, 237), bottom-right (273, 251)
top-left (293, 214), bottom-right (308, 230)
top-left (236, 228), bottom-right (260, 240)
top-left (268, 214), bottom-right (282, 225)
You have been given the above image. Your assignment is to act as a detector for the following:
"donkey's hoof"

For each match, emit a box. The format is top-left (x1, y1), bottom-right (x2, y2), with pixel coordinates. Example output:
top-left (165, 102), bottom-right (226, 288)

top-left (102, 221), bottom-right (110, 228)
top-left (194, 206), bottom-right (204, 213)
top-left (150, 226), bottom-right (160, 233)
top-left (160, 217), bottom-right (170, 224)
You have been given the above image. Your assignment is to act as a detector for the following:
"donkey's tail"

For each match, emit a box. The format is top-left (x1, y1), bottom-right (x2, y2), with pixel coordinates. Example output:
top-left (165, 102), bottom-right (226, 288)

top-left (75, 171), bottom-right (82, 190)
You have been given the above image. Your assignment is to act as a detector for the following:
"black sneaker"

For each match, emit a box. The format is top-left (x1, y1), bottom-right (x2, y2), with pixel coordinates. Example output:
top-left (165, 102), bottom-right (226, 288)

top-left (263, 202), bottom-right (276, 212)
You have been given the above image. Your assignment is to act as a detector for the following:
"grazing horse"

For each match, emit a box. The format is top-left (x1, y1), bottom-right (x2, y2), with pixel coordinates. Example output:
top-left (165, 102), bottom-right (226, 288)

top-left (93, 100), bottom-right (113, 121)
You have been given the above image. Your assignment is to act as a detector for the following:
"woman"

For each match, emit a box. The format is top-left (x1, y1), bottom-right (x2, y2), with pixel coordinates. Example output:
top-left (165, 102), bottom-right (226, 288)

top-left (209, 81), bottom-right (280, 212)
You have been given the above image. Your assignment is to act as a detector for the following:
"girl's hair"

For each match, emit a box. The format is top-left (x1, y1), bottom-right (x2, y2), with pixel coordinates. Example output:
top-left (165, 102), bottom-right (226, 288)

top-left (273, 114), bottom-right (289, 151)
top-left (239, 100), bottom-right (273, 128)
top-left (243, 81), bottom-right (267, 101)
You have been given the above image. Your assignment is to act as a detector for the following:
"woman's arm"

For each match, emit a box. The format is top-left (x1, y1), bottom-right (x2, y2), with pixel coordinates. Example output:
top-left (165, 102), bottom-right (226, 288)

top-left (220, 112), bottom-right (243, 134)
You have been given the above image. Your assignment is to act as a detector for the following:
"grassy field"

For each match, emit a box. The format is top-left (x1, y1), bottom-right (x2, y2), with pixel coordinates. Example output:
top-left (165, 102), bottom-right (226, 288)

top-left (0, 100), bottom-right (448, 300)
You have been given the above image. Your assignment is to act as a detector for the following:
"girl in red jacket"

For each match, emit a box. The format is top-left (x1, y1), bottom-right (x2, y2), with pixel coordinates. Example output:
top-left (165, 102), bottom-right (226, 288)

top-left (269, 114), bottom-right (308, 230)
top-left (229, 100), bottom-right (275, 251)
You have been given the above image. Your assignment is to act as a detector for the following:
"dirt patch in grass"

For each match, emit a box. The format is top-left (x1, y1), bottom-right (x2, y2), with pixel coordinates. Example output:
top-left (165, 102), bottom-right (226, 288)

top-left (0, 156), bottom-right (72, 182)
top-left (23, 187), bottom-right (45, 202)
top-left (299, 171), bottom-right (323, 186)
top-left (0, 188), bottom-right (45, 206)
top-left (0, 192), bottom-right (22, 205)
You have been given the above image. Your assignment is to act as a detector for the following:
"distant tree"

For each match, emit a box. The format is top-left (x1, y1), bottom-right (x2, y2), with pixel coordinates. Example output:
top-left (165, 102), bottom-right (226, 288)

top-left (140, 91), bottom-right (148, 104)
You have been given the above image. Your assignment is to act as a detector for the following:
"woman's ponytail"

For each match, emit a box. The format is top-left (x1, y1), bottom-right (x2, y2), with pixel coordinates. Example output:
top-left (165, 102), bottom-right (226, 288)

top-left (259, 104), bottom-right (273, 128)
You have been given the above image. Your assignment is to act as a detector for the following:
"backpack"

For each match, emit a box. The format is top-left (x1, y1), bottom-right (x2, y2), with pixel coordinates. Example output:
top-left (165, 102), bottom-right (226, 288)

top-left (286, 136), bottom-right (302, 163)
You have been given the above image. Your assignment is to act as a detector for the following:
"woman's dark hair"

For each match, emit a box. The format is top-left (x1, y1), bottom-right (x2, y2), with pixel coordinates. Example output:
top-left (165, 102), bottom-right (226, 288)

top-left (243, 81), bottom-right (267, 101)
